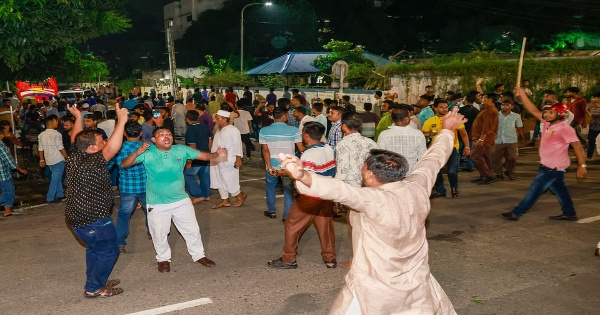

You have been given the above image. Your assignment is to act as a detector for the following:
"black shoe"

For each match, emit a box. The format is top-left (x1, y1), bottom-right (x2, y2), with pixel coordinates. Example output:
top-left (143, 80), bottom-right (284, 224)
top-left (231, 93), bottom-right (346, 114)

top-left (548, 214), bottom-right (579, 221)
top-left (451, 187), bottom-right (459, 198)
top-left (430, 192), bottom-right (446, 198)
top-left (471, 177), bottom-right (483, 183)
top-left (267, 257), bottom-right (298, 269)
top-left (478, 176), bottom-right (498, 185)
top-left (496, 175), bottom-right (504, 181)
top-left (499, 212), bottom-right (520, 221)
top-left (263, 211), bottom-right (276, 219)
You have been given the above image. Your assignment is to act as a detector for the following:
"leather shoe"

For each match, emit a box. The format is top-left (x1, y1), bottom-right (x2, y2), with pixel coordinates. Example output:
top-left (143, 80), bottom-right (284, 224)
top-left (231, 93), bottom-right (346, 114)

top-left (499, 212), bottom-right (520, 221)
top-left (595, 248), bottom-right (600, 256)
top-left (196, 257), bottom-right (216, 268)
top-left (430, 192), bottom-right (446, 198)
top-left (158, 261), bottom-right (170, 272)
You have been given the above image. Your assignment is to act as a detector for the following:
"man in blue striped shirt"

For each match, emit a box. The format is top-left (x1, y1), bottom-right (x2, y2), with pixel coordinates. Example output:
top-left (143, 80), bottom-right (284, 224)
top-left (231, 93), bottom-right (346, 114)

top-left (259, 107), bottom-right (304, 220)
top-left (267, 121), bottom-right (337, 269)
top-left (109, 121), bottom-right (150, 253)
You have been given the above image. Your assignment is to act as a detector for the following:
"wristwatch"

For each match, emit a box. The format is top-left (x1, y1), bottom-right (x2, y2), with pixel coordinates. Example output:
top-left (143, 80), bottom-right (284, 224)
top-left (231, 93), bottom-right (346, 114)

top-left (580, 164), bottom-right (587, 168)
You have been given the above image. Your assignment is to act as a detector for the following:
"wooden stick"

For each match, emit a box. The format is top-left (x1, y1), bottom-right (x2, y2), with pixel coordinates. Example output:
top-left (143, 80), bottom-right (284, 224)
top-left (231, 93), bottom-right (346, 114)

top-left (516, 37), bottom-right (527, 89)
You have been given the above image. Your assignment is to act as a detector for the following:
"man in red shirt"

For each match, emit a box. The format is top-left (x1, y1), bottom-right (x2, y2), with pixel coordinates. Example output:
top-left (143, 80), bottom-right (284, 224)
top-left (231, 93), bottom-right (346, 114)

top-left (224, 87), bottom-right (237, 106)
top-left (564, 87), bottom-right (588, 145)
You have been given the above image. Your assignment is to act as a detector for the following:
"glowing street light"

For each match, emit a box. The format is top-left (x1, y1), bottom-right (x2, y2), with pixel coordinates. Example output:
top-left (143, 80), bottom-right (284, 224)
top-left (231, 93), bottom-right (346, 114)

top-left (240, 2), bottom-right (273, 73)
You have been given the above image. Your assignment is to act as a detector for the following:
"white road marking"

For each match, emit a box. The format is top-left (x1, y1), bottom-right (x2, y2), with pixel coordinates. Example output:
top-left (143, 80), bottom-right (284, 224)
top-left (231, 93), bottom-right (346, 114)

top-left (264, 195), bottom-right (284, 199)
top-left (577, 215), bottom-right (600, 224)
top-left (126, 298), bottom-right (213, 315)
top-left (239, 177), bottom-right (265, 182)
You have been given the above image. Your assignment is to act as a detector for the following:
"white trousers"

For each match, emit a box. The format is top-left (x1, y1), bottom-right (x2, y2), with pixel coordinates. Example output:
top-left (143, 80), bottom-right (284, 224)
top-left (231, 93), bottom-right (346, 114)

top-left (147, 198), bottom-right (206, 262)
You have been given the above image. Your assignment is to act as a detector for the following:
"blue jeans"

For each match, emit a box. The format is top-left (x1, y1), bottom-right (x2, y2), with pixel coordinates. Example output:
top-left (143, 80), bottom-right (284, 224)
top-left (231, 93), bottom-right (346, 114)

top-left (459, 140), bottom-right (474, 170)
top-left (72, 217), bottom-right (119, 292)
top-left (265, 171), bottom-right (295, 219)
top-left (512, 165), bottom-right (576, 217)
top-left (116, 192), bottom-right (150, 246)
top-left (184, 165), bottom-right (210, 198)
top-left (109, 165), bottom-right (119, 187)
top-left (0, 179), bottom-right (15, 207)
top-left (46, 161), bottom-right (65, 202)
top-left (434, 148), bottom-right (459, 196)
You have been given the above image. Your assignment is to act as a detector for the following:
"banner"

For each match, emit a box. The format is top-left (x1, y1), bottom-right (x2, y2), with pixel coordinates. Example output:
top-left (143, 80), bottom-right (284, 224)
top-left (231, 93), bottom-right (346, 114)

top-left (16, 77), bottom-right (59, 101)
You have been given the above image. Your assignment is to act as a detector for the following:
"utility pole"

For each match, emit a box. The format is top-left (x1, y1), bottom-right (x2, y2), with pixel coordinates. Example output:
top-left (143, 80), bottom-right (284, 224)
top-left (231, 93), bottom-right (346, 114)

top-left (166, 20), bottom-right (177, 96)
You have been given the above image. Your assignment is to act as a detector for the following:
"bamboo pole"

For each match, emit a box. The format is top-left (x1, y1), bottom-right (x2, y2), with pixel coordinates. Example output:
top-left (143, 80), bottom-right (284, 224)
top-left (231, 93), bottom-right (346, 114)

top-left (516, 37), bottom-right (527, 88)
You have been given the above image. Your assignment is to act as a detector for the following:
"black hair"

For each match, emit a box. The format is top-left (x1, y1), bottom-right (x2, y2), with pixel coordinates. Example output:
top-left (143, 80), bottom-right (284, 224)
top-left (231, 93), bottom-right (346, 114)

top-left (484, 93), bottom-right (499, 103)
top-left (273, 107), bottom-right (288, 120)
top-left (195, 103), bottom-right (206, 111)
top-left (75, 129), bottom-right (102, 151)
top-left (302, 121), bottom-right (325, 140)
top-left (374, 91), bottom-right (382, 97)
top-left (44, 115), bottom-right (58, 126)
top-left (277, 98), bottom-right (290, 108)
top-left (363, 103), bottom-right (373, 111)
top-left (341, 111), bottom-right (362, 131)
top-left (391, 108), bottom-right (410, 122)
top-left (142, 108), bottom-right (153, 121)
top-left (329, 105), bottom-right (345, 114)
top-left (295, 106), bottom-right (307, 115)
top-left (186, 110), bottom-right (199, 121)
top-left (342, 95), bottom-right (350, 102)
top-left (152, 126), bottom-right (172, 137)
top-left (312, 102), bottom-right (324, 112)
top-left (106, 110), bottom-right (116, 119)
top-left (124, 121), bottom-right (142, 137)
top-left (433, 98), bottom-right (448, 108)
top-left (365, 149), bottom-right (409, 183)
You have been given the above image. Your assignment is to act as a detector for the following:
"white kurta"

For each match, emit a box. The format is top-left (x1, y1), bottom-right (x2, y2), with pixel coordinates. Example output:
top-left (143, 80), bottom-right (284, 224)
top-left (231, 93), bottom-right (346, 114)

top-left (296, 130), bottom-right (457, 315)
top-left (210, 125), bottom-right (243, 196)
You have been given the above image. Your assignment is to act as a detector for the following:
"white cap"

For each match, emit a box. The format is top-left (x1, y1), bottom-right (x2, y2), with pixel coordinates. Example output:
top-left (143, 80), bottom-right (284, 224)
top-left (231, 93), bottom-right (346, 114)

top-left (216, 110), bottom-right (231, 118)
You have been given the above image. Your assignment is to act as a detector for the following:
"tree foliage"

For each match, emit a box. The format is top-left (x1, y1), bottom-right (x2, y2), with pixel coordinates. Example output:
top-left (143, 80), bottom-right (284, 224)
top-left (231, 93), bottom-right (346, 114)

top-left (313, 40), bottom-right (375, 88)
top-left (0, 0), bottom-right (130, 80)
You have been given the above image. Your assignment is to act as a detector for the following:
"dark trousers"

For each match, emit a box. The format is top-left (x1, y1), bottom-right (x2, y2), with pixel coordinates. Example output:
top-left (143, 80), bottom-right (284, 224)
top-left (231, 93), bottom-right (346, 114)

top-left (492, 143), bottom-right (518, 177)
top-left (471, 145), bottom-right (495, 178)
top-left (241, 133), bottom-right (253, 158)
top-left (282, 195), bottom-right (336, 263)
top-left (587, 129), bottom-right (600, 158)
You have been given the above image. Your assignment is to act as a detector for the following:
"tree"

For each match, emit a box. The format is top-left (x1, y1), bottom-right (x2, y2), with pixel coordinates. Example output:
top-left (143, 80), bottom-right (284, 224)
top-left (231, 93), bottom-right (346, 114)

top-left (0, 0), bottom-right (130, 81)
top-left (313, 40), bottom-right (375, 88)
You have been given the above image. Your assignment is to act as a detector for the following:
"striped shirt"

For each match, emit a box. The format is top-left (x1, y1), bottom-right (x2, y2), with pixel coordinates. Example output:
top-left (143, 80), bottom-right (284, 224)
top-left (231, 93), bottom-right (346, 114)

top-left (301, 143), bottom-right (336, 177)
top-left (259, 122), bottom-right (301, 169)
top-left (327, 120), bottom-right (342, 151)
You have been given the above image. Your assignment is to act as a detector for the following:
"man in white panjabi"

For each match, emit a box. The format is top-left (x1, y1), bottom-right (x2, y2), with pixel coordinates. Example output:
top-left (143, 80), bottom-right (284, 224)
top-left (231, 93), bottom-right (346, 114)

top-left (277, 108), bottom-right (465, 315)
top-left (210, 110), bottom-right (247, 209)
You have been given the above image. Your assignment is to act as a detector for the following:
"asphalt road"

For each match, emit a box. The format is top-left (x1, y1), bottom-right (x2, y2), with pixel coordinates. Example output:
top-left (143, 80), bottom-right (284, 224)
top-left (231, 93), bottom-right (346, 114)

top-left (1, 143), bottom-right (599, 314)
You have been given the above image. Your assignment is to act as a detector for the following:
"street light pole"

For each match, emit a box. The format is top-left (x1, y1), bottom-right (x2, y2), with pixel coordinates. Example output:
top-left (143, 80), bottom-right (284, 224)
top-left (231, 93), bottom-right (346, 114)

top-left (240, 2), bottom-right (272, 73)
top-left (166, 20), bottom-right (177, 96)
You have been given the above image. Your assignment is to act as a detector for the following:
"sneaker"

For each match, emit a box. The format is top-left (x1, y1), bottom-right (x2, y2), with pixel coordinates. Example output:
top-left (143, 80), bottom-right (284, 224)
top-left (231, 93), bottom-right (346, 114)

top-left (263, 211), bottom-right (276, 219)
top-left (266, 257), bottom-right (298, 269)
top-left (499, 212), bottom-right (520, 221)
top-left (548, 214), bottom-right (579, 221)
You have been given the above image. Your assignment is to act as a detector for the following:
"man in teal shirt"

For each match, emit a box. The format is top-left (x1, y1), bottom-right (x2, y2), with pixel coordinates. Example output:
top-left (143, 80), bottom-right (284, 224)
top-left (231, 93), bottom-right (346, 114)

top-left (121, 127), bottom-right (226, 273)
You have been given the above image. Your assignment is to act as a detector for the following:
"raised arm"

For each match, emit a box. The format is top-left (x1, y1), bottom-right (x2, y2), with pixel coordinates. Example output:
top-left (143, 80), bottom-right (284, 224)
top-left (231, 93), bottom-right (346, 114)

top-left (121, 142), bottom-right (150, 168)
top-left (66, 104), bottom-right (82, 144)
top-left (515, 87), bottom-right (542, 121)
top-left (102, 104), bottom-right (130, 161)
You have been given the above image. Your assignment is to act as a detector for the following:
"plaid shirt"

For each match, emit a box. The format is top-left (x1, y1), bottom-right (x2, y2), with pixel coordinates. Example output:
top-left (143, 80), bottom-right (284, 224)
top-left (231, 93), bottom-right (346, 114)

top-left (327, 120), bottom-right (343, 151)
top-left (287, 106), bottom-right (299, 127)
top-left (0, 141), bottom-right (17, 182)
top-left (108, 141), bottom-right (146, 194)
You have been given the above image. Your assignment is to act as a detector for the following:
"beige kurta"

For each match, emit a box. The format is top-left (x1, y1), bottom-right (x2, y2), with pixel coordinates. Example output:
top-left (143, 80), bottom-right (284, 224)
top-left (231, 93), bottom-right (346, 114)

top-left (296, 130), bottom-right (457, 315)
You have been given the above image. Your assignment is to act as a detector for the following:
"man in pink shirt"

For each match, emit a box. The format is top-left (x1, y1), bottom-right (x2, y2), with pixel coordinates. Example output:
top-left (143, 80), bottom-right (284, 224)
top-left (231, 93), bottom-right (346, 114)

top-left (500, 89), bottom-right (587, 222)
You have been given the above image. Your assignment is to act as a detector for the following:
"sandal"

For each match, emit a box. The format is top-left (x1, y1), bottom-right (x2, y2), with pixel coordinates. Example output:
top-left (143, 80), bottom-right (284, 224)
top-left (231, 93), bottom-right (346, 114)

top-left (84, 285), bottom-right (124, 298)
top-left (324, 259), bottom-right (337, 269)
top-left (106, 279), bottom-right (121, 287)
top-left (211, 201), bottom-right (231, 209)
top-left (233, 192), bottom-right (247, 207)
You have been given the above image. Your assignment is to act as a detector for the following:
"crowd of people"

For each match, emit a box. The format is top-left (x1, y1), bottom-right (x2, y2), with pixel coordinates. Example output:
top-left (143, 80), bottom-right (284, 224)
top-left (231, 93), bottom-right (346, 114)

top-left (0, 79), bottom-right (598, 312)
